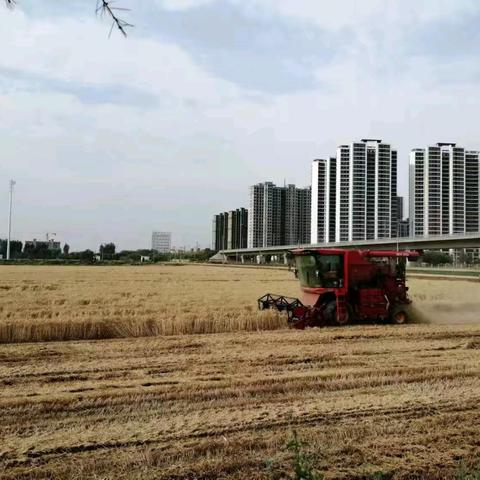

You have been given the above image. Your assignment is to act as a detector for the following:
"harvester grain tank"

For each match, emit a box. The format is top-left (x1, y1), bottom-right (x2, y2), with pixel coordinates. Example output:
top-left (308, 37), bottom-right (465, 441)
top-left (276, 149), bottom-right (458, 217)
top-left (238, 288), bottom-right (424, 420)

top-left (258, 249), bottom-right (420, 328)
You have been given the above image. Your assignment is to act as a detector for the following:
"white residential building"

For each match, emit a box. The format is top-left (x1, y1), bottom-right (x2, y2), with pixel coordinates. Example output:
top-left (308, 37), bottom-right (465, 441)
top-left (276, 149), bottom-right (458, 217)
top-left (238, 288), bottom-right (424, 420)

top-left (311, 139), bottom-right (398, 243)
top-left (151, 231), bottom-right (172, 253)
top-left (311, 157), bottom-right (336, 243)
top-left (409, 143), bottom-right (480, 237)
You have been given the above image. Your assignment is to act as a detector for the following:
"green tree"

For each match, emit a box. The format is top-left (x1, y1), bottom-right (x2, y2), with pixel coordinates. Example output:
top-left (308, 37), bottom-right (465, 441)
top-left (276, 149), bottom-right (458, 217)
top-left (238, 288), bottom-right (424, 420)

top-left (0, 239), bottom-right (23, 259)
top-left (23, 241), bottom-right (50, 259)
top-left (99, 242), bottom-right (116, 260)
top-left (422, 251), bottom-right (452, 266)
top-left (117, 250), bottom-right (140, 262)
top-left (79, 249), bottom-right (95, 263)
top-left (457, 249), bottom-right (474, 266)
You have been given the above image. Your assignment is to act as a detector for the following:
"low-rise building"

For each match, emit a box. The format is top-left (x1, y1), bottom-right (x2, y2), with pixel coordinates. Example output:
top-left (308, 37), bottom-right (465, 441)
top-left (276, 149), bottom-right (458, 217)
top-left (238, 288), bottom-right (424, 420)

top-left (24, 239), bottom-right (61, 251)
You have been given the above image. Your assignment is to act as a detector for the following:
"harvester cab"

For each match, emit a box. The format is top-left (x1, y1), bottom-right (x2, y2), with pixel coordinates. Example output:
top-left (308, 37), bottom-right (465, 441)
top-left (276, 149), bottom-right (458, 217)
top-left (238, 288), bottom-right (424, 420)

top-left (258, 248), bottom-right (420, 329)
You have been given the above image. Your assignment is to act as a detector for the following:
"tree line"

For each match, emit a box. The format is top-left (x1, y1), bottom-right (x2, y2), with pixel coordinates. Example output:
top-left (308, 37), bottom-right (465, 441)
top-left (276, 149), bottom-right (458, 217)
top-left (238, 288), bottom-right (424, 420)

top-left (0, 239), bottom-right (70, 260)
top-left (421, 250), bottom-right (478, 266)
top-left (0, 239), bottom-right (214, 263)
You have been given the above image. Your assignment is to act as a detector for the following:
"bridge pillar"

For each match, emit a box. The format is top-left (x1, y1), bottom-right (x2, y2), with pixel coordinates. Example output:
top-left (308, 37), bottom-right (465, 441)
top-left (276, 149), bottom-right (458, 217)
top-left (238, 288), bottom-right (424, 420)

top-left (283, 253), bottom-right (288, 265)
top-left (256, 254), bottom-right (265, 264)
top-left (240, 255), bottom-right (245, 264)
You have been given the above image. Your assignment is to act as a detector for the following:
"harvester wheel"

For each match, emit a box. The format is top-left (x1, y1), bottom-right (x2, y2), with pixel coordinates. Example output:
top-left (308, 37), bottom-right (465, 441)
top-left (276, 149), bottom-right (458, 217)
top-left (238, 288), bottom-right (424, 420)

top-left (336, 304), bottom-right (352, 326)
top-left (323, 301), bottom-right (336, 325)
top-left (324, 301), bottom-right (351, 326)
top-left (390, 305), bottom-right (410, 325)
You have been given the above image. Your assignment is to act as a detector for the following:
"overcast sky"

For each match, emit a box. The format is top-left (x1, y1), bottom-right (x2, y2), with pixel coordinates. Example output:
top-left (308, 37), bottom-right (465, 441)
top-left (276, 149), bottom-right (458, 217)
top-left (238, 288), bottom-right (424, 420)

top-left (1, 0), bottom-right (480, 250)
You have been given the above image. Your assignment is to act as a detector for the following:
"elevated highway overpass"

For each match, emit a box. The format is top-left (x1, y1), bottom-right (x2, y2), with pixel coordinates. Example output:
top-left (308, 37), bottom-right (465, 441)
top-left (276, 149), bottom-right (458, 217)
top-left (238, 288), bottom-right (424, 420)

top-left (215, 232), bottom-right (480, 263)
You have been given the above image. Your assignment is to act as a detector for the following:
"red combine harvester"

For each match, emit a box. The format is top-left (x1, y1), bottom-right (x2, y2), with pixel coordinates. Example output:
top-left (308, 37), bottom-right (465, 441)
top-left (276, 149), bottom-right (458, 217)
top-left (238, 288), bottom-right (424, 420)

top-left (258, 248), bottom-right (420, 328)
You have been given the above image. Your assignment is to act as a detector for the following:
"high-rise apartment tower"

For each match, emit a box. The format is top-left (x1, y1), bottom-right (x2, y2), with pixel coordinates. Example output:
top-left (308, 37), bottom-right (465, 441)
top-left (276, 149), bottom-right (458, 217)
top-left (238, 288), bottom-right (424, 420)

top-left (212, 208), bottom-right (248, 251)
top-left (247, 182), bottom-right (311, 248)
top-left (151, 231), bottom-right (172, 253)
top-left (311, 139), bottom-right (398, 243)
top-left (409, 143), bottom-right (480, 237)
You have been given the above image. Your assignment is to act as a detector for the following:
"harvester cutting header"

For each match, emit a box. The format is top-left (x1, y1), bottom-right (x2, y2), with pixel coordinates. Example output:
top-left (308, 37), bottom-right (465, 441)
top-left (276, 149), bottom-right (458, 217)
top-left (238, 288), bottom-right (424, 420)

top-left (258, 248), bottom-right (420, 328)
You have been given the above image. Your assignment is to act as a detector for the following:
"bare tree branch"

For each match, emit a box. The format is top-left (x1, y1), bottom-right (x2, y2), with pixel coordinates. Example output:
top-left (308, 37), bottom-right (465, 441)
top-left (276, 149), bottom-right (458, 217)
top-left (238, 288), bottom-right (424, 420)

top-left (95, 0), bottom-right (133, 37)
top-left (4, 0), bottom-right (133, 36)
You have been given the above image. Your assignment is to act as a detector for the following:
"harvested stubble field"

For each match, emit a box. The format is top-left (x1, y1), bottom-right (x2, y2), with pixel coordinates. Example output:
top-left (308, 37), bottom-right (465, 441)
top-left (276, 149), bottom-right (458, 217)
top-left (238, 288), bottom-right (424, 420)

top-left (1, 265), bottom-right (480, 479)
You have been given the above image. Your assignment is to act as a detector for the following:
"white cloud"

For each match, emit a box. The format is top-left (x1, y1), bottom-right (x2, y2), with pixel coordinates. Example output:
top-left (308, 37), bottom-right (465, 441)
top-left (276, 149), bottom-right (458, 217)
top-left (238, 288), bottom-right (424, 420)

top-left (238, 0), bottom-right (478, 30)
top-left (0, 9), bottom-right (241, 107)
top-left (158, 0), bottom-right (216, 11)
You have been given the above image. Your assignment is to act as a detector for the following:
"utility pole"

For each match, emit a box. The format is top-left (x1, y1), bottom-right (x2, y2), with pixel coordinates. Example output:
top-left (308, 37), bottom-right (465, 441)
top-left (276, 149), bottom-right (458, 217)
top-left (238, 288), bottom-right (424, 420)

top-left (6, 180), bottom-right (15, 261)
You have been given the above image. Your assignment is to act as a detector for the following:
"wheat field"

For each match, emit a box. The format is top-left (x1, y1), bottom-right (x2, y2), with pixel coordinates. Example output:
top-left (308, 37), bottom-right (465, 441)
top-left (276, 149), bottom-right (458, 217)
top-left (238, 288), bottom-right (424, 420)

top-left (1, 264), bottom-right (480, 479)
top-left (0, 265), bottom-right (290, 343)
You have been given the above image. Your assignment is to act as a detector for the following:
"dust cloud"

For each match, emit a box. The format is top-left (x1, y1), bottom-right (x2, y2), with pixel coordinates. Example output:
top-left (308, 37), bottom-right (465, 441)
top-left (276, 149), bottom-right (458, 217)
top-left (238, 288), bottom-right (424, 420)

top-left (408, 278), bottom-right (480, 325)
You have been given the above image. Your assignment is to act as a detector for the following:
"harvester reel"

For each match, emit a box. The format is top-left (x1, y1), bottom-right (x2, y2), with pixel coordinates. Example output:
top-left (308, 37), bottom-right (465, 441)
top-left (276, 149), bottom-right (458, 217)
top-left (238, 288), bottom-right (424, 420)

top-left (257, 294), bottom-right (308, 326)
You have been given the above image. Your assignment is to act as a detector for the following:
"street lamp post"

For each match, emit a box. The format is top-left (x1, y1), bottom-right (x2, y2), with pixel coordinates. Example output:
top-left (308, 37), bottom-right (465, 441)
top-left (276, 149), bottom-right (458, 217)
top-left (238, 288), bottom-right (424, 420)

top-left (396, 220), bottom-right (400, 253)
top-left (6, 180), bottom-right (15, 261)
